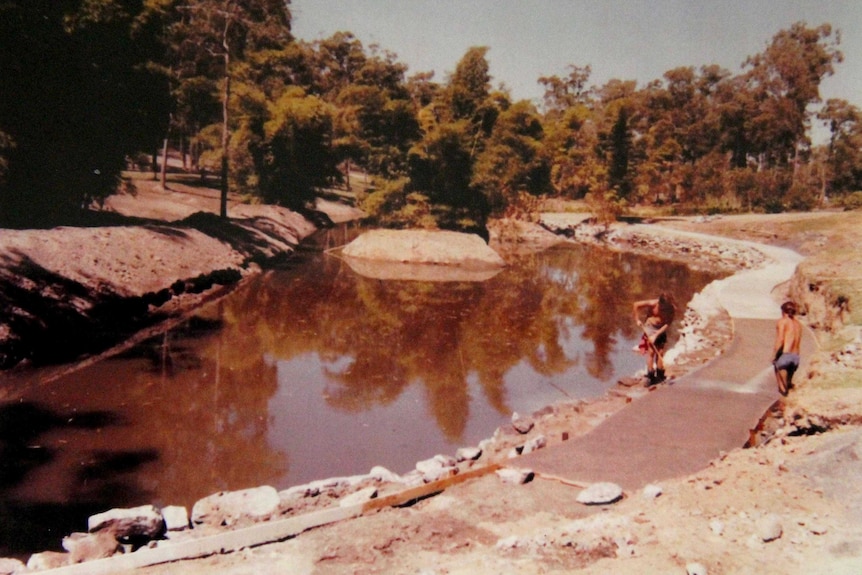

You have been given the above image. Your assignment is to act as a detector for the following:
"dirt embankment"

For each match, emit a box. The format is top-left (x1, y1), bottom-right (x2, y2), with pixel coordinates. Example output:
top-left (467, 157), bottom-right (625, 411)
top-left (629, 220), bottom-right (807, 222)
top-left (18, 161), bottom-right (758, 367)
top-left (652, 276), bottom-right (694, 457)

top-left (0, 177), bottom-right (362, 372)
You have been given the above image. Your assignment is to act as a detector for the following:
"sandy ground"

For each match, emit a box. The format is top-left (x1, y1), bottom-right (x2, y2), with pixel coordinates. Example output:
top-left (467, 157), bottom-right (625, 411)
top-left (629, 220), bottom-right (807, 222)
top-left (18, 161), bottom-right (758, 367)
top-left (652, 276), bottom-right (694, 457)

top-left (2, 181), bottom-right (862, 574)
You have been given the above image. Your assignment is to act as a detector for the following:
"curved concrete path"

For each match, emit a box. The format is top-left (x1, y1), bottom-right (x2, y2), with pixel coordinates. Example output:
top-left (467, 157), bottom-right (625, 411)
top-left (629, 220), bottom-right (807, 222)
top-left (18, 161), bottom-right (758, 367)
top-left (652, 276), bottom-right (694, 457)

top-left (520, 228), bottom-right (816, 491)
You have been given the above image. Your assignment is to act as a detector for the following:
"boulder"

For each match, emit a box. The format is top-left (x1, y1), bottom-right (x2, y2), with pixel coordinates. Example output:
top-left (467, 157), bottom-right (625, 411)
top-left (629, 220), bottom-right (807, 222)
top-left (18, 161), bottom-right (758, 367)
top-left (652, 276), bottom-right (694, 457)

top-left (342, 229), bottom-right (504, 268)
top-left (642, 484), bottom-right (663, 499)
top-left (576, 482), bottom-right (624, 505)
top-left (511, 412), bottom-right (534, 434)
top-left (496, 467), bottom-right (534, 485)
top-left (0, 557), bottom-right (26, 575)
top-left (62, 531), bottom-right (119, 563)
top-left (342, 230), bottom-right (505, 281)
top-left (415, 454), bottom-right (456, 476)
top-left (192, 486), bottom-right (280, 527)
top-left (521, 434), bottom-right (547, 454)
top-left (161, 505), bottom-right (190, 532)
top-left (27, 551), bottom-right (69, 571)
top-left (88, 505), bottom-right (165, 540)
top-left (368, 466), bottom-right (402, 483)
top-left (455, 447), bottom-right (483, 462)
top-left (757, 514), bottom-right (783, 542)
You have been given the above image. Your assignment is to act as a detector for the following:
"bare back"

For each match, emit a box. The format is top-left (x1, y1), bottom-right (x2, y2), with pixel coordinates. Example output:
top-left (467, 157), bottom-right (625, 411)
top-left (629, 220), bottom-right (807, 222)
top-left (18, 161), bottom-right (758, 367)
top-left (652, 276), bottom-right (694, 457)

top-left (775, 316), bottom-right (802, 355)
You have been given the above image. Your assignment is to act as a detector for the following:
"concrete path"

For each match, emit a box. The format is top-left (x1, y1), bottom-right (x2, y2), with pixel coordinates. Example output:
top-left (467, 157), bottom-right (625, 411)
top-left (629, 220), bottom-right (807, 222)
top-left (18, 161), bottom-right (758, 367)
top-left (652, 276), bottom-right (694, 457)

top-left (519, 229), bottom-right (816, 491)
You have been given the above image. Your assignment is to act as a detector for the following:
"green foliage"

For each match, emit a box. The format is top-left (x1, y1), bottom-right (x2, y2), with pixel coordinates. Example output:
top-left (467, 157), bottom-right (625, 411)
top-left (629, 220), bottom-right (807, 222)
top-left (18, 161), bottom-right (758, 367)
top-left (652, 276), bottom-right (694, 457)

top-left (586, 189), bottom-right (625, 229)
top-left (840, 191), bottom-right (862, 211)
top-left (0, 11), bottom-right (854, 227)
top-left (259, 88), bottom-right (338, 209)
top-left (472, 100), bottom-right (550, 214)
top-left (0, 0), bottom-right (170, 227)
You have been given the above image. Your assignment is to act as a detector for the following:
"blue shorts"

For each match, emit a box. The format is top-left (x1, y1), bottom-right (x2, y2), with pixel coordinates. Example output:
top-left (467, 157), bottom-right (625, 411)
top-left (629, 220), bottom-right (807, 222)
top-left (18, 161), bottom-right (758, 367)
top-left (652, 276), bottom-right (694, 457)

top-left (774, 352), bottom-right (799, 372)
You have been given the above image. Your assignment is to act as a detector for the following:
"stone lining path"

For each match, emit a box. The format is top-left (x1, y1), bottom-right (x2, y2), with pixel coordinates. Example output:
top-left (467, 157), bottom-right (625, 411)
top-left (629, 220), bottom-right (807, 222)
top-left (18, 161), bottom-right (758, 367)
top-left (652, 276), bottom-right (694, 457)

top-left (519, 228), bottom-right (816, 490)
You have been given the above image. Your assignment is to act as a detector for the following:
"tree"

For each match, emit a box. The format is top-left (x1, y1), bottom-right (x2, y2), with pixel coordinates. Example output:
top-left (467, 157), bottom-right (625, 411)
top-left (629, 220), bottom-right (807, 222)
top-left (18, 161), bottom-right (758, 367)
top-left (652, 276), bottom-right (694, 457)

top-left (538, 64), bottom-right (593, 115)
top-left (818, 98), bottom-right (862, 196)
top-left (257, 87), bottom-right (338, 209)
top-left (472, 100), bottom-right (549, 213)
top-left (166, 0), bottom-right (292, 218)
top-left (446, 46), bottom-right (492, 121)
top-left (743, 22), bottom-right (842, 172)
top-left (0, 0), bottom-right (170, 227)
top-left (606, 107), bottom-right (633, 198)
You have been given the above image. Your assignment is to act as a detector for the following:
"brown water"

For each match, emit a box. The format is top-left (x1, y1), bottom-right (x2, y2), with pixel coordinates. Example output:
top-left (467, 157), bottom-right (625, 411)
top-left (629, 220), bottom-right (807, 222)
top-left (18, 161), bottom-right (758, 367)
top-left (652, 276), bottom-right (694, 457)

top-left (0, 229), bottom-right (722, 556)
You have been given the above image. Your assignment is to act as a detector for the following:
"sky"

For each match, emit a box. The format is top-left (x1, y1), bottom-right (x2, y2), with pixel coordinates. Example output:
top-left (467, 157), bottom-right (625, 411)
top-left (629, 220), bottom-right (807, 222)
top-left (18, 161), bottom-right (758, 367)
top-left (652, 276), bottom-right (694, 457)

top-left (291, 0), bottom-right (861, 141)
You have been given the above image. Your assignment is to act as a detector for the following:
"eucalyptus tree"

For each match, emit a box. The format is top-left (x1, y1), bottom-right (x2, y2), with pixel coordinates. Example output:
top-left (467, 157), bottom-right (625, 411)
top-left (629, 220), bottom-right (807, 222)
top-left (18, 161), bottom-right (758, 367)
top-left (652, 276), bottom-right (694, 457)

top-left (742, 22), bottom-right (842, 173)
top-left (538, 65), bottom-right (593, 117)
top-left (818, 98), bottom-right (862, 196)
top-left (162, 0), bottom-right (293, 217)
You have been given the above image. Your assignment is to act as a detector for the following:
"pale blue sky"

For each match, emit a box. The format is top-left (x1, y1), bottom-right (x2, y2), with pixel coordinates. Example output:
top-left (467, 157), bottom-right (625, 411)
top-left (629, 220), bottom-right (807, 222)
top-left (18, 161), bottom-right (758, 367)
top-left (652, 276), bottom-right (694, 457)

top-left (292, 0), bottom-right (861, 136)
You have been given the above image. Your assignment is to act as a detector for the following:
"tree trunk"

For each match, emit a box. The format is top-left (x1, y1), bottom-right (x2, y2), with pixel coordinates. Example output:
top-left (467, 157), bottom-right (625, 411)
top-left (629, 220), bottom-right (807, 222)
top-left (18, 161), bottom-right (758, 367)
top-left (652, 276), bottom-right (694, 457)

top-left (151, 143), bottom-right (159, 180)
top-left (219, 30), bottom-right (231, 219)
top-left (160, 137), bottom-right (169, 189)
top-left (345, 159), bottom-right (351, 191)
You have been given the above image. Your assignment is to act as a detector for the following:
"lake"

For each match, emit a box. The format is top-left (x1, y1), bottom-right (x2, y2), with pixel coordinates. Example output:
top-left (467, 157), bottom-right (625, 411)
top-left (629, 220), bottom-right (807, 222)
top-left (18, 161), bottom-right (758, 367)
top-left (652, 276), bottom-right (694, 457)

top-left (0, 228), bottom-right (722, 556)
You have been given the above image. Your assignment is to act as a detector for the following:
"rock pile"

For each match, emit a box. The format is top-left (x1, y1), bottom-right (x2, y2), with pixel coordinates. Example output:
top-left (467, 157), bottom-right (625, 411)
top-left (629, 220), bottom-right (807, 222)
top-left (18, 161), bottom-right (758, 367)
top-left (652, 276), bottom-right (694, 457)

top-left (1, 416), bottom-right (557, 572)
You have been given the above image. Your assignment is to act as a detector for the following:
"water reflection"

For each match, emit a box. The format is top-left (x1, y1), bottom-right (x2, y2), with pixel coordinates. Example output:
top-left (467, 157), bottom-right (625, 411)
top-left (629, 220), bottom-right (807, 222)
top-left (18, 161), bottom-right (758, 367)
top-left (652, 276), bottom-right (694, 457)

top-left (0, 232), bottom-right (722, 557)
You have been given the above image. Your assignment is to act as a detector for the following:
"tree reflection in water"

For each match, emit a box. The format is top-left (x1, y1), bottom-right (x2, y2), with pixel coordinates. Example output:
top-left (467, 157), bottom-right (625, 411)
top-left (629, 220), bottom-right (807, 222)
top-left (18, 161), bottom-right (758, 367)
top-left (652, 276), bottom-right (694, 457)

top-left (211, 239), bottom-right (720, 465)
top-left (0, 236), bottom-right (722, 555)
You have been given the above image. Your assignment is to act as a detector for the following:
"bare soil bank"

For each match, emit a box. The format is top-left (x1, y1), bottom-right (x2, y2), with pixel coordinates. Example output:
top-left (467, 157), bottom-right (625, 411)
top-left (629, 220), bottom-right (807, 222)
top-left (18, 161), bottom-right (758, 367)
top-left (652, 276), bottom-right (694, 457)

top-left (0, 177), bottom-right (361, 375)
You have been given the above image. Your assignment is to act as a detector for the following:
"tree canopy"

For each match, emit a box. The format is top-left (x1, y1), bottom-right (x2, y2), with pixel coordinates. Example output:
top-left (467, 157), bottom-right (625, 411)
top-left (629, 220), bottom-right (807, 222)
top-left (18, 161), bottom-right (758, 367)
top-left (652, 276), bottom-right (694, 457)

top-left (1, 9), bottom-right (859, 230)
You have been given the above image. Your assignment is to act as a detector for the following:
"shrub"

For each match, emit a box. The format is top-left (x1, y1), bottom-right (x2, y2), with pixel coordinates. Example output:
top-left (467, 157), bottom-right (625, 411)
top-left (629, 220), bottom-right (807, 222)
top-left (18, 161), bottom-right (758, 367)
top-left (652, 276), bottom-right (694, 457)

top-left (840, 191), bottom-right (862, 210)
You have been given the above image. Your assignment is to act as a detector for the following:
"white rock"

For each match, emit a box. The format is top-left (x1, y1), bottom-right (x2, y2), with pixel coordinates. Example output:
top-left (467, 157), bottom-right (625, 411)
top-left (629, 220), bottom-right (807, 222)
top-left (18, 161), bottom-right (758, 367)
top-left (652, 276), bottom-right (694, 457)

top-left (401, 470), bottom-right (426, 487)
top-left (339, 487), bottom-right (378, 507)
top-left (522, 434), bottom-right (547, 454)
top-left (26, 551), bottom-right (69, 571)
top-left (279, 483), bottom-right (320, 501)
top-left (642, 484), bottom-right (663, 499)
top-left (88, 505), bottom-right (165, 539)
top-left (369, 466), bottom-right (402, 483)
top-left (511, 412), bottom-right (534, 434)
top-left (686, 561), bottom-right (708, 575)
top-left (496, 467), bottom-right (534, 485)
top-left (62, 531), bottom-right (119, 563)
top-left (433, 454), bottom-right (457, 468)
top-left (162, 505), bottom-right (190, 531)
top-left (808, 522), bottom-right (828, 535)
top-left (415, 456), bottom-right (446, 475)
top-left (0, 557), bottom-right (26, 575)
top-left (191, 486), bottom-right (280, 526)
top-left (421, 466), bottom-right (458, 483)
top-left (455, 446), bottom-right (482, 462)
top-left (757, 514), bottom-right (783, 542)
top-left (496, 535), bottom-right (522, 550)
top-left (576, 482), bottom-right (624, 505)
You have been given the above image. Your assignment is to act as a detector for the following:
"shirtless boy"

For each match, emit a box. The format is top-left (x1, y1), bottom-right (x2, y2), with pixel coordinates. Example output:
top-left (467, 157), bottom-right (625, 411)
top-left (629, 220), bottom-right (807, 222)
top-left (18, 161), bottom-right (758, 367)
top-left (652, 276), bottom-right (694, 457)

top-left (773, 301), bottom-right (802, 396)
top-left (633, 293), bottom-right (676, 385)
